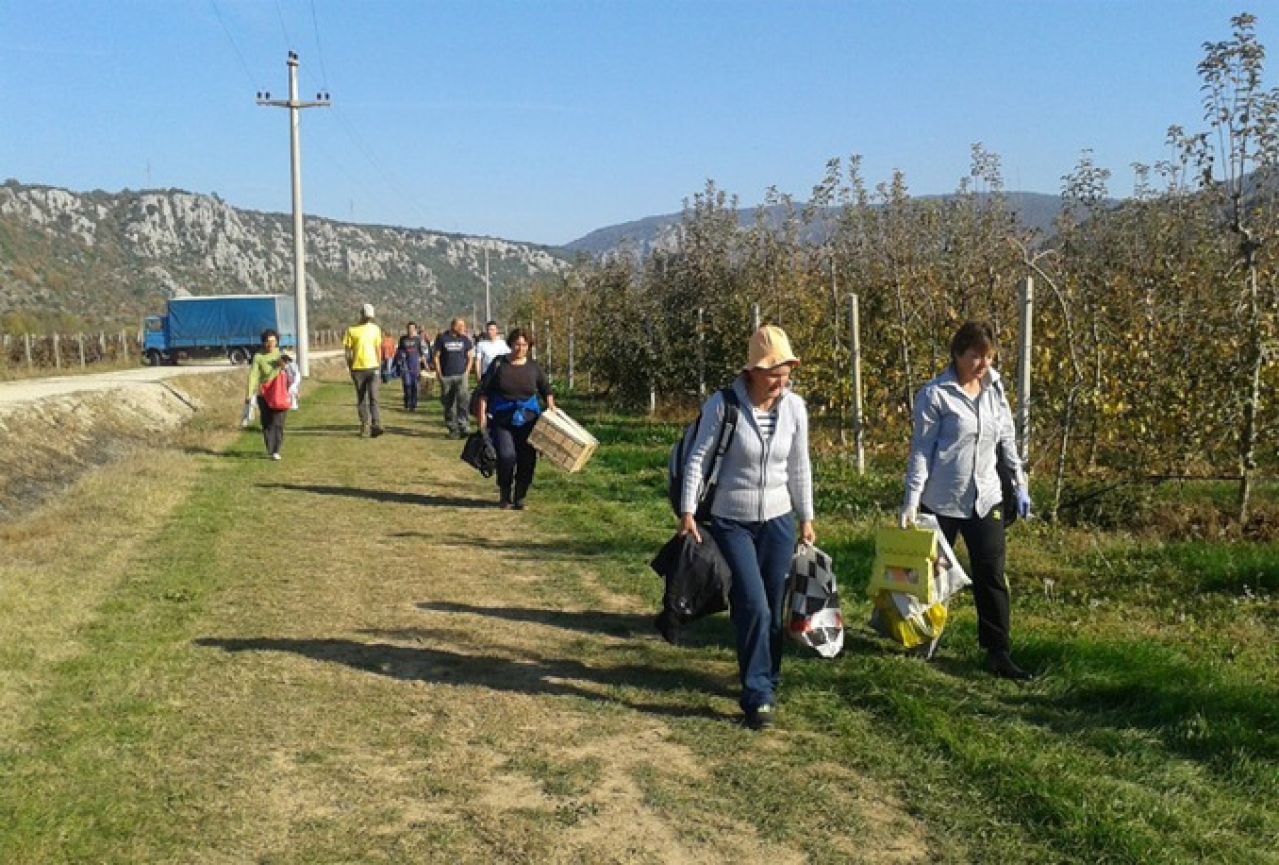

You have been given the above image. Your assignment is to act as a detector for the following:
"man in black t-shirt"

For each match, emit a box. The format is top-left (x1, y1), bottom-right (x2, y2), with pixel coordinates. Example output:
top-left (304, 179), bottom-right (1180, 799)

top-left (432, 317), bottom-right (475, 438)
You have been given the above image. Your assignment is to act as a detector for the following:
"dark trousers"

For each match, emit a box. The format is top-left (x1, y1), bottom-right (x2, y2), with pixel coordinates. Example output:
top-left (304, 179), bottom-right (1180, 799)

top-left (932, 509), bottom-right (1011, 652)
top-left (257, 396), bottom-right (286, 456)
top-left (440, 375), bottom-right (470, 434)
top-left (708, 514), bottom-right (796, 712)
top-left (402, 369), bottom-right (421, 410)
top-left (490, 417), bottom-right (537, 502)
top-left (351, 368), bottom-right (381, 428)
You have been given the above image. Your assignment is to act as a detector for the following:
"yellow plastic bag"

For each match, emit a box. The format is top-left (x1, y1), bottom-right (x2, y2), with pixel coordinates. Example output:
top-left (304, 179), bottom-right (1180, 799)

top-left (869, 591), bottom-right (949, 648)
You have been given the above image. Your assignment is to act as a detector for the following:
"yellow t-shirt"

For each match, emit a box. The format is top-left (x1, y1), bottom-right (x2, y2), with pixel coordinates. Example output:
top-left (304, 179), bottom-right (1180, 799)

top-left (343, 322), bottom-right (383, 370)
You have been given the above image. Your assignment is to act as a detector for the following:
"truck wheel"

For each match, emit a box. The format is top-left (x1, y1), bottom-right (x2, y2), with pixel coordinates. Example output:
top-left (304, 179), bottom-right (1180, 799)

top-left (228, 347), bottom-right (251, 365)
top-left (145, 349), bottom-right (165, 367)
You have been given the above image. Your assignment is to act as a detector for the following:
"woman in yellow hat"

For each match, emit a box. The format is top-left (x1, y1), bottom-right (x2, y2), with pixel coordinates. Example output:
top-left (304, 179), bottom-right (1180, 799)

top-left (678, 325), bottom-right (816, 730)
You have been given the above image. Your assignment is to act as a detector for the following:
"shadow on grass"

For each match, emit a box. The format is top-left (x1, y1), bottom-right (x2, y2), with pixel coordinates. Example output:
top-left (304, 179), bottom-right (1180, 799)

top-left (391, 531), bottom-right (666, 560)
top-left (418, 600), bottom-right (655, 639)
top-left (194, 635), bottom-right (735, 720)
top-left (1013, 635), bottom-right (1279, 768)
top-left (259, 482), bottom-right (495, 509)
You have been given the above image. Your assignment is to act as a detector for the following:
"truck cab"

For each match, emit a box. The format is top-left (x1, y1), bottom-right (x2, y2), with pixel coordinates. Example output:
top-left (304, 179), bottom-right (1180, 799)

top-left (143, 315), bottom-right (169, 366)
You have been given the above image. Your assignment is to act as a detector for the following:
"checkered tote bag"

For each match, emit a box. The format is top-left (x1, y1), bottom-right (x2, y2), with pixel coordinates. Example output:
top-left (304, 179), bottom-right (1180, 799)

top-left (783, 544), bottom-right (844, 658)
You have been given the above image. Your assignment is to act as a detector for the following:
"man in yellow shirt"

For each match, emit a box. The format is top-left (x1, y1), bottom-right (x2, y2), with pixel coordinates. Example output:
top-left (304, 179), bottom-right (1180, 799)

top-left (343, 303), bottom-right (385, 437)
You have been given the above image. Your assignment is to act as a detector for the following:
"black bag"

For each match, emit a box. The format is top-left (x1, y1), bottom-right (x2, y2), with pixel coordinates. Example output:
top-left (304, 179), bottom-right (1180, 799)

top-left (460, 430), bottom-right (498, 478)
top-left (650, 531), bottom-right (733, 644)
top-left (667, 387), bottom-right (740, 521)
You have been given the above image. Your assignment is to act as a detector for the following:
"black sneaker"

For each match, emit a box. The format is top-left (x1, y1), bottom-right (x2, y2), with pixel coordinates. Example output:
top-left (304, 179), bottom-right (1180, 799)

top-left (986, 650), bottom-right (1034, 681)
top-left (371, 426), bottom-right (385, 438)
top-left (511, 499), bottom-right (526, 511)
top-left (744, 704), bottom-right (775, 731)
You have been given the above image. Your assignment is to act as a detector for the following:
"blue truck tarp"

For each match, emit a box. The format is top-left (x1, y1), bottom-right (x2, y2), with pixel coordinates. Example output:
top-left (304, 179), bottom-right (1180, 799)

top-left (166, 295), bottom-right (297, 348)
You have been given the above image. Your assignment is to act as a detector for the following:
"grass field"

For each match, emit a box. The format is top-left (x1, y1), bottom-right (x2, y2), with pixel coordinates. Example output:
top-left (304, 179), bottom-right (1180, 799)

top-left (0, 372), bottom-right (1274, 864)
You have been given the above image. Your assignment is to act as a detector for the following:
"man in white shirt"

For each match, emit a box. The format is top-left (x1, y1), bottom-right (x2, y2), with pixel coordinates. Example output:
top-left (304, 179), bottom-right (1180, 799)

top-left (475, 320), bottom-right (510, 380)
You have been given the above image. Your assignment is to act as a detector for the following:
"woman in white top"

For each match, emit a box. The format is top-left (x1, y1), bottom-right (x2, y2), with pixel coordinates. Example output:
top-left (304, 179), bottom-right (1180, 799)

top-left (679, 326), bottom-right (816, 730)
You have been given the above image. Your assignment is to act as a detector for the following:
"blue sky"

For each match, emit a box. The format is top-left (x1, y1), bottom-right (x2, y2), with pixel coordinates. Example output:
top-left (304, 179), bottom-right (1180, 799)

top-left (1, 1), bottom-right (1276, 245)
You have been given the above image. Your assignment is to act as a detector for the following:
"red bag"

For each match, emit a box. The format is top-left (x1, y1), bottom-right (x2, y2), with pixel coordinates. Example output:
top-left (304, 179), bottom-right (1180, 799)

top-left (260, 370), bottom-right (292, 411)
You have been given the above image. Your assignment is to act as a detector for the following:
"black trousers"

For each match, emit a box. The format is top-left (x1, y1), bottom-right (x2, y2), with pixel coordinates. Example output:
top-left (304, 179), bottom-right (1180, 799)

top-left (931, 508), bottom-right (1011, 653)
top-left (489, 417), bottom-right (537, 501)
top-left (257, 396), bottom-right (287, 456)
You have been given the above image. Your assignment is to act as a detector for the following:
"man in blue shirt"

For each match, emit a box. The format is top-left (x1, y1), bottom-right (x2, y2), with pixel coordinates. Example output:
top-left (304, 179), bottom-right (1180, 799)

top-left (433, 317), bottom-right (475, 438)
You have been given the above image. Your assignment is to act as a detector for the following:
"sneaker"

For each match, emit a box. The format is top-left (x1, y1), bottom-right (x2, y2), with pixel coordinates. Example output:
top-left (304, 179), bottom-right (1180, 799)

top-left (371, 426), bottom-right (385, 438)
top-left (512, 499), bottom-right (526, 511)
top-left (270, 453), bottom-right (281, 461)
top-left (986, 650), bottom-right (1034, 681)
top-left (744, 704), bottom-right (775, 731)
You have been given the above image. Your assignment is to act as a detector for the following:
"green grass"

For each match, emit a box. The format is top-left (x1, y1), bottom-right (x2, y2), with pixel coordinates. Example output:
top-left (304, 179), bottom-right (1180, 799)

top-left (531, 399), bottom-right (1279, 865)
top-left (1, 383), bottom-right (1274, 864)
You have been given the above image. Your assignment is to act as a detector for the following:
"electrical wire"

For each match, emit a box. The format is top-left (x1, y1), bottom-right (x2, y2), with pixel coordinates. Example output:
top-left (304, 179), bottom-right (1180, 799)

top-left (309, 0), bottom-right (331, 88)
top-left (207, 0), bottom-right (261, 89)
top-left (274, 0), bottom-right (295, 50)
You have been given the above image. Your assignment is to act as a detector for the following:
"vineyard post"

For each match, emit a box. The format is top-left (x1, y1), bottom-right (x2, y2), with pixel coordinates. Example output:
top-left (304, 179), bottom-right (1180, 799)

top-left (1018, 276), bottom-right (1034, 464)
top-left (24, 333), bottom-right (33, 369)
top-left (849, 293), bottom-right (865, 476)
top-left (119, 329), bottom-right (129, 363)
top-left (52, 333), bottom-right (61, 369)
top-left (752, 302), bottom-right (761, 331)
top-left (98, 331), bottom-right (106, 358)
top-left (78, 333), bottom-right (86, 368)
top-left (544, 318), bottom-right (552, 380)
top-left (567, 315), bottom-right (575, 391)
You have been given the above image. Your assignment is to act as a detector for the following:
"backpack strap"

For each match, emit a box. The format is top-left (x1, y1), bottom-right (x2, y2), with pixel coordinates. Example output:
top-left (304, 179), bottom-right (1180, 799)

top-left (697, 386), bottom-right (741, 519)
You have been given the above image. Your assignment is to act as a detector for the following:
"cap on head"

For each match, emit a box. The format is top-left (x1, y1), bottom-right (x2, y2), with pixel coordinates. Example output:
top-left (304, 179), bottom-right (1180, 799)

top-left (745, 325), bottom-right (800, 371)
top-left (361, 303), bottom-right (375, 319)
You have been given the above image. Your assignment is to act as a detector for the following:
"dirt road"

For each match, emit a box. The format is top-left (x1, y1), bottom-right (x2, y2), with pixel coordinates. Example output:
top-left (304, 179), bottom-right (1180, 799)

top-left (0, 350), bottom-right (343, 408)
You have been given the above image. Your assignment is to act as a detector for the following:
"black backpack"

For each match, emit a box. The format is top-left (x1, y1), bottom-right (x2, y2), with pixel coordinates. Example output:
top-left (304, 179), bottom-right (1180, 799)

top-left (667, 387), bottom-right (741, 522)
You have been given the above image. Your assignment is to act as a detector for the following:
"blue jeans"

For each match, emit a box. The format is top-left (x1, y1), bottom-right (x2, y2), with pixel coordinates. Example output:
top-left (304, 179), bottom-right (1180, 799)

top-left (708, 514), bottom-right (796, 712)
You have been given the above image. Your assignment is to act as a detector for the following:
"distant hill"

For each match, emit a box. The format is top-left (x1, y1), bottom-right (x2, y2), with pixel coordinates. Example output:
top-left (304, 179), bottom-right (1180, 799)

top-left (564, 191), bottom-right (1071, 257)
top-left (0, 181), bottom-right (571, 329)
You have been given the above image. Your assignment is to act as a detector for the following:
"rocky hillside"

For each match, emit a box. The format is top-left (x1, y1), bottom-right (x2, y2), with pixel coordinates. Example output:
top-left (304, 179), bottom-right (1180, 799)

top-left (0, 182), bottom-right (572, 330)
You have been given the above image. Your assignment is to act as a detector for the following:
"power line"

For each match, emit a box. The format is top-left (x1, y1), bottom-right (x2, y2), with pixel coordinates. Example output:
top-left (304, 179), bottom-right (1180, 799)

top-left (309, 0), bottom-right (331, 88)
top-left (274, 0), bottom-right (295, 50)
top-left (207, 0), bottom-right (261, 89)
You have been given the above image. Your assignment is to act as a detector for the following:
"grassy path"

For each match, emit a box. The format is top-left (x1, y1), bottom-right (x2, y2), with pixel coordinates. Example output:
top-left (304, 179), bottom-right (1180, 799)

top-left (1, 368), bottom-right (1275, 864)
top-left (0, 372), bottom-right (924, 864)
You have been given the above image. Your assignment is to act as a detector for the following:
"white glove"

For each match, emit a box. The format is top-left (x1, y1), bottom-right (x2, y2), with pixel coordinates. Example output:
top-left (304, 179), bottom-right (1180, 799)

top-left (898, 506), bottom-right (918, 529)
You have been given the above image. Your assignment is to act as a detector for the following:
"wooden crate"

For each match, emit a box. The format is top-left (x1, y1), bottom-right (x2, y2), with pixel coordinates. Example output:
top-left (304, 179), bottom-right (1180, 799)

top-left (529, 408), bottom-right (598, 473)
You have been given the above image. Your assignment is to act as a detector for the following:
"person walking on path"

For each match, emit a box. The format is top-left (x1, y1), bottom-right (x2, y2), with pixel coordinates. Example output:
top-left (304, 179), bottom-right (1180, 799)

top-left (343, 303), bottom-right (385, 438)
top-left (475, 320), bottom-right (510, 378)
top-left (476, 328), bottom-right (555, 510)
top-left (678, 325), bottom-right (816, 731)
top-left (433, 317), bottom-right (476, 439)
top-left (395, 321), bottom-right (429, 411)
top-left (245, 328), bottom-right (293, 461)
top-left (900, 320), bottom-right (1034, 680)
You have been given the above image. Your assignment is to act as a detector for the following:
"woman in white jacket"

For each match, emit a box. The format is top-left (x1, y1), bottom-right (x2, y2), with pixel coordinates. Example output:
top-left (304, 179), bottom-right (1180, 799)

top-left (679, 326), bottom-right (816, 731)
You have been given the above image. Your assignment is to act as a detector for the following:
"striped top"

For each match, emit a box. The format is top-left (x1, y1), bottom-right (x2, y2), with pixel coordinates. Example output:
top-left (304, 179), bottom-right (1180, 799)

top-left (753, 407), bottom-right (777, 444)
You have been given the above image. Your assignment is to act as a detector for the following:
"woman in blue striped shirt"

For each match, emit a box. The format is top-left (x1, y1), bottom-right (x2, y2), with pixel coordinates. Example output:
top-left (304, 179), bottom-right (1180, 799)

top-left (901, 321), bottom-right (1034, 679)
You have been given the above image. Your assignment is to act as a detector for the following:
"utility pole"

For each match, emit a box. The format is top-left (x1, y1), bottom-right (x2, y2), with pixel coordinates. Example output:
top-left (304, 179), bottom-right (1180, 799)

top-left (483, 247), bottom-right (492, 324)
top-left (258, 52), bottom-right (330, 378)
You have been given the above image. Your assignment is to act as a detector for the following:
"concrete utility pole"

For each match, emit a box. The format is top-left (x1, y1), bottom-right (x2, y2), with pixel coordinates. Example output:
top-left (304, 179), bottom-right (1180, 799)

top-left (258, 52), bottom-right (330, 378)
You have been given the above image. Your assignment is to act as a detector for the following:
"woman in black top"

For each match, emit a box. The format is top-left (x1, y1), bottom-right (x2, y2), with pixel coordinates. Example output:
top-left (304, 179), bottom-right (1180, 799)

top-left (477, 328), bottom-right (556, 509)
